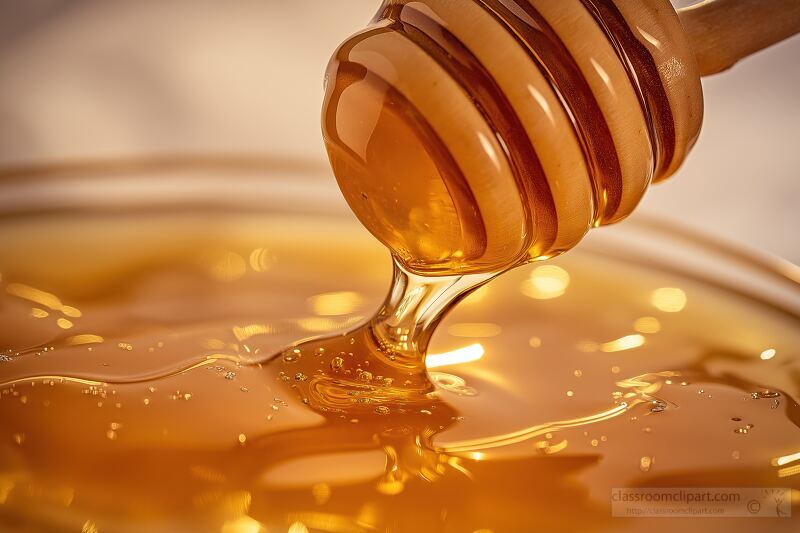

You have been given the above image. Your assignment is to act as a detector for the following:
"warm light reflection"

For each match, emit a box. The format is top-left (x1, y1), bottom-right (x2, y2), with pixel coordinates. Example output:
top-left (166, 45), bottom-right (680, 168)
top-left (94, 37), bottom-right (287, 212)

top-left (189, 465), bottom-right (226, 483)
top-left (309, 291), bottom-right (362, 316)
top-left (67, 334), bottom-right (104, 345)
top-left (205, 339), bottom-right (227, 349)
top-left (221, 515), bottom-right (264, 533)
top-left (520, 265), bottom-right (570, 300)
top-left (297, 317), bottom-right (337, 332)
top-left (535, 438), bottom-right (569, 455)
top-left (62, 305), bottom-right (82, 318)
top-left (772, 451), bottom-right (800, 467)
top-left (444, 402), bottom-right (631, 453)
top-left (233, 324), bottom-right (275, 341)
top-left (446, 322), bottom-right (501, 338)
top-left (601, 334), bottom-right (646, 352)
top-left (477, 131), bottom-right (501, 171)
top-left (0, 356), bottom-right (236, 394)
top-left (287, 522), bottom-right (310, 533)
top-left (285, 513), bottom-right (366, 533)
top-left (637, 27), bottom-right (662, 48)
top-left (528, 84), bottom-right (555, 125)
top-left (248, 247), bottom-right (274, 272)
top-left (207, 251), bottom-right (247, 282)
top-left (311, 483), bottom-right (331, 505)
top-left (297, 316), bottom-right (363, 333)
top-left (633, 316), bottom-right (661, 334)
top-left (429, 372), bottom-right (477, 396)
top-left (426, 343), bottom-right (484, 368)
top-left (760, 348), bottom-right (777, 360)
top-left (6, 283), bottom-right (63, 310)
top-left (650, 287), bottom-right (686, 312)
top-left (590, 57), bottom-right (611, 85)
top-left (778, 465), bottom-right (800, 478)
top-left (11, 281), bottom-right (83, 318)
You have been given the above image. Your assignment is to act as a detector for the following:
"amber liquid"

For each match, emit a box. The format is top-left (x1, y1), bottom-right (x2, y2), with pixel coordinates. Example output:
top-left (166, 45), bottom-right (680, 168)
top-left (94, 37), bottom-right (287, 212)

top-left (1, 198), bottom-right (798, 532)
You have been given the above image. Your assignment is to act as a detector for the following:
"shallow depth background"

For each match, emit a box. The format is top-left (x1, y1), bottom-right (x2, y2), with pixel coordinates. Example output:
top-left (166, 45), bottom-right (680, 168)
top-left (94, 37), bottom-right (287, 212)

top-left (0, 0), bottom-right (798, 262)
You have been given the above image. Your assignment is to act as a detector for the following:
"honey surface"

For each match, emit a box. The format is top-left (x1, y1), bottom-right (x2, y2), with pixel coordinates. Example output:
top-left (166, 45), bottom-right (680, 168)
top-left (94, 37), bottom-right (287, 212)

top-left (0, 207), bottom-right (798, 532)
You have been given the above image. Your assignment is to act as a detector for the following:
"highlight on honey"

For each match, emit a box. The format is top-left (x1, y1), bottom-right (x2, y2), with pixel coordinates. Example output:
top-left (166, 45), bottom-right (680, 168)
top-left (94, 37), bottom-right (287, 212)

top-left (426, 343), bottom-right (485, 368)
top-left (520, 265), bottom-right (570, 300)
top-left (650, 287), bottom-right (687, 312)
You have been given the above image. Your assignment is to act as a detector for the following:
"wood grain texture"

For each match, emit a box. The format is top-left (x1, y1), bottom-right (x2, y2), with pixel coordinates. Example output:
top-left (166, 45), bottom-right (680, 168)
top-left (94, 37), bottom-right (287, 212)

top-left (678, 0), bottom-right (800, 76)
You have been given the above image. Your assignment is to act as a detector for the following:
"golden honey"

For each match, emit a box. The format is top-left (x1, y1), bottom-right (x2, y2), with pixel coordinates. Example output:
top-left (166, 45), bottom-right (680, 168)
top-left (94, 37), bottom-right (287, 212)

top-left (0, 173), bottom-right (798, 531)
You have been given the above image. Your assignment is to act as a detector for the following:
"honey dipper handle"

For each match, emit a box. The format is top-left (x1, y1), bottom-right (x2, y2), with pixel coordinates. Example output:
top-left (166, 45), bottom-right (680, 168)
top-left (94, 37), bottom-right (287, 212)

top-left (677, 0), bottom-right (800, 76)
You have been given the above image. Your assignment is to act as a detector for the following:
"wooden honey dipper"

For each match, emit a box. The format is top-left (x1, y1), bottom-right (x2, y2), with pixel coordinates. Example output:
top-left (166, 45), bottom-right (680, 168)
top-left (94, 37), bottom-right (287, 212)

top-left (322, 0), bottom-right (800, 275)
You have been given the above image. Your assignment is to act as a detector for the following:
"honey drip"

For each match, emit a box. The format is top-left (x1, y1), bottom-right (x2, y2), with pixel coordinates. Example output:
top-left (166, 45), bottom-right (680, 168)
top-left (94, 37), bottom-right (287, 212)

top-left (275, 258), bottom-right (494, 412)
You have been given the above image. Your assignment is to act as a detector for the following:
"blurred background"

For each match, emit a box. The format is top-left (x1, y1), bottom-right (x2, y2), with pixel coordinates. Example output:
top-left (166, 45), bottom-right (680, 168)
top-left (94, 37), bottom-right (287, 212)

top-left (0, 0), bottom-right (798, 262)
